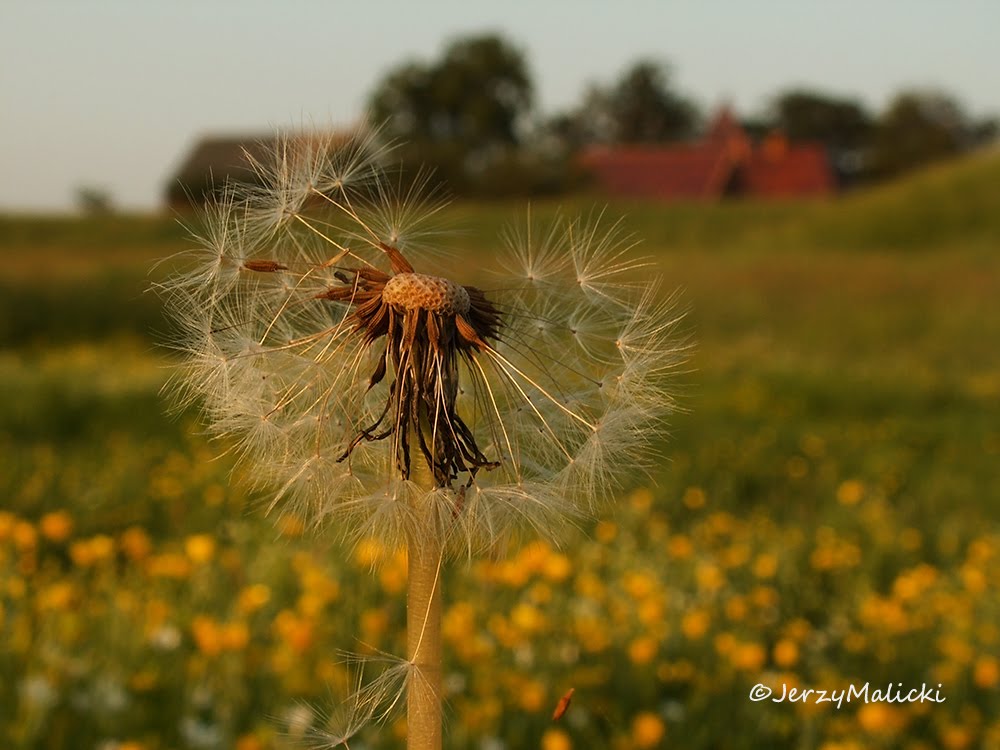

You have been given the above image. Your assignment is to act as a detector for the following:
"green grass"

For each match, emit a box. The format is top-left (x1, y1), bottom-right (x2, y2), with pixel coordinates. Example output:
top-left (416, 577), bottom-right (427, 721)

top-left (1, 151), bottom-right (999, 749)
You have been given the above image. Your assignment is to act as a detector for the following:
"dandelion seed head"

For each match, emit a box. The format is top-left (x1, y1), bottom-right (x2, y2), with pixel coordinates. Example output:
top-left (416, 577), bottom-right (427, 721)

top-left (382, 272), bottom-right (470, 316)
top-left (161, 124), bottom-right (685, 556)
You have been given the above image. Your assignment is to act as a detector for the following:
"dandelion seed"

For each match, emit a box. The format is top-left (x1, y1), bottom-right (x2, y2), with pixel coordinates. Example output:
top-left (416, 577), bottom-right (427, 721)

top-left (159, 123), bottom-right (685, 748)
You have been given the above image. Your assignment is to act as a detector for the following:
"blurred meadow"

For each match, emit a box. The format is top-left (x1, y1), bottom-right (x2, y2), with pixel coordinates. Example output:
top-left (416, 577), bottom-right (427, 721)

top-left (2, 150), bottom-right (1000, 750)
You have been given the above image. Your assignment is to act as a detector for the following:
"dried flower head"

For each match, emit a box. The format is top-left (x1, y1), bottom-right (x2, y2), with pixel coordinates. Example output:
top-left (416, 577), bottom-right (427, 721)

top-left (160, 126), bottom-right (685, 556)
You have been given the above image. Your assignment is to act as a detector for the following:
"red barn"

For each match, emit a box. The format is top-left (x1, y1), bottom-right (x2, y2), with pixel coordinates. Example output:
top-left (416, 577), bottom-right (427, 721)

top-left (579, 108), bottom-right (835, 200)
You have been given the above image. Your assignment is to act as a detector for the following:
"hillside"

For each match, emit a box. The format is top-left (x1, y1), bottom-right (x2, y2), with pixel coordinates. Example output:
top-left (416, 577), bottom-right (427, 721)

top-left (2, 147), bottom-right (999, 257)
top-left (803, 146), bottom-right (1000, 251)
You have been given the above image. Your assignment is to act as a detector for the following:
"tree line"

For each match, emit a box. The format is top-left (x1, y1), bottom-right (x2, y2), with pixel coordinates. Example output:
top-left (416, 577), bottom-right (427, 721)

top-left (367, 33), bottom-right (997, 197)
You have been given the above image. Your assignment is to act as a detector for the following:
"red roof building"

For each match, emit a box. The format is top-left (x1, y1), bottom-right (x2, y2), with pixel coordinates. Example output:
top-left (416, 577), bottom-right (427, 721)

top-left (579, 108), bottom-right (835, 200)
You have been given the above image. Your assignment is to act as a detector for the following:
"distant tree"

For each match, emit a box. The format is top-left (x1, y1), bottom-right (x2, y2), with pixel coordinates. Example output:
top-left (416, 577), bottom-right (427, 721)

top-left (75, 186), bottom-right (114, 215)
top-left (368, 33), bottom-right (536, 194)
top-left (769, 90), bottom-right (873, 147)
top-left (765, 89), bottom-right (875, 184)
top-left (738, 116), bottom-right (772, 141)
top-left (871, 90), bottom-right (968, 178)
top-left (970, 117), bottom-right (999, 145)
top-left (546, 84), bottom-right (617, 149)
top-left (547, 59), bottom-right (699, 152)
top-left (608, 61), bottom-right (699, 143)
top-left (553, 60), bottom-right (699, 148)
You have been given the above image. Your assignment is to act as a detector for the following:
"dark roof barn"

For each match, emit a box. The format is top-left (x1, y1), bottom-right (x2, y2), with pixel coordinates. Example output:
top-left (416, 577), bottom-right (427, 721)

top-left (165, 135), bottom-right (280, 209)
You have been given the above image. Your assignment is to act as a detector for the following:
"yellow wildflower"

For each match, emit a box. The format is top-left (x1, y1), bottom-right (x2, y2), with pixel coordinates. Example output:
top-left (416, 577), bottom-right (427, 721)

top-left (372, 548), bottom-right (407, 594)
top-left (120, 526), bottom-right (152, 561)
top-left (724, 595), bottom-right (747, 621)
top-left (510, 603), bottom-right (545, 634)
top-left (237, 584), bottom-right (271, 614)
top-left (623, 571), bottom-right (657, 600)
top-left (360, 608), bottom-right (390, 641)
top-left (628, 636), bottom-right (658, 665)
top-left (638, 598), bottom-right (664, 627)
top-left (129, 670), bottom-right (158, 692)
top-left (773, 639), bottom-right (799, 667)
top-left (202, 483), bottom-right (226, 506)
top-left (706, 511), bottom-right (736, 536)
top-left (191, 615), bottom-right (223, 657)
top-left (354, 538), bottom-right (385, 567)
top-left (575, 571), bottom-right (606, 600)
top-left (541, 728), bottom-right (572, 750)
top-left (630, 487), bottom-right (654, 512)
top-left (0, 511), bottom-right (15, 540)
top-left (70, 536), bottom-right (115, 567)
top-left (184, 534), bottom-right (216, 564)
top-left (750, 585), bottom-right (779, 608)
top-left (277, 514), bottom-right (304, 537)
top-left (273, 610), bottom-right (313, 653)
top-left (843, 631), bottom-right (867, 653)
top-left (722, 543), bottom-right (750, 568)
top-left (752, 552), bottom-right (778, 579)
top-left (235, 735), bottom-right (264, 750)
top-left (973, 656), bottom-right (999, 688)
top-left (857, 703), bottom-right (906, 735)
top-left (784, 618), bottom-right (812, 642)
top-left (574, 615), bottom-right (610, 653)
top-left (892, 564), bottom-right (938, 601)
top-left (39, 511), bottom-right (73, 543)
top-left (940, 724), bottom-right (974, 750)
top-left (714, 632), bottom-right (736, 656)
top-left (221, 621), bottom-right (250, 651)
top-left (38, 582), bottom-right (75, 611)
top-left (518, 679), bottom-right (547, 712)
top-left (443, 602), bottom-right (476, 644)
top-left (937, 634), bottom-right (974, 665)
top-left (667, 534), bottom-right (693, 560)
top-left (682, 486), bottom-right (706, 509)
top-left (960, 564), bottom-right (987, 594)
top-left (595, 520), bottom-right (617, 543)
top-left (800, 433), bottom-right (825, 457)
top-left (681, 609), bottom-right (710, 640)
top-left (529, 581), bottom-right (553, 604)
top-left (542, 551), bottom-right (572, 582)
top-left (836, 479), bottom-right (864, 505)
top-left (90, 534), bottom-right (115, 561)
top-left (12, 521), bottom-right (37, 551)
top-left (7, 576), bottom-right (25, 598)
top-left (631, 711), bottom-right (666, 748)
top-left (730, 641), bottom-right (766, 672)
top-left (967, 536), bottom-right (995, 565)
top-left (147, 553), bottom-right (192, 579)
top-left (695, 562), bottom-right (725, 593)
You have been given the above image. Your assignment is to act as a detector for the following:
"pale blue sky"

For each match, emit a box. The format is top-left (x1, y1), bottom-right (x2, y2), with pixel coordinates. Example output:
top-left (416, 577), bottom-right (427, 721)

top-left (2, 0), bottom-right (997, 212)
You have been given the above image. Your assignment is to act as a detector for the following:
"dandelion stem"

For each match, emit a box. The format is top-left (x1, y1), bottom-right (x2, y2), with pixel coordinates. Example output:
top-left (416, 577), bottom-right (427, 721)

top-left (406, 506), bottom-right (443, 750)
